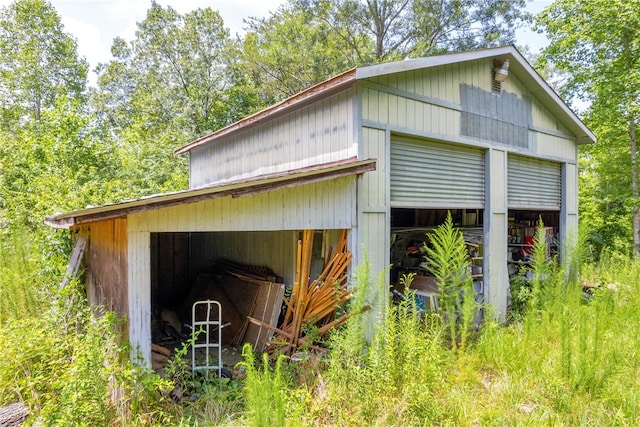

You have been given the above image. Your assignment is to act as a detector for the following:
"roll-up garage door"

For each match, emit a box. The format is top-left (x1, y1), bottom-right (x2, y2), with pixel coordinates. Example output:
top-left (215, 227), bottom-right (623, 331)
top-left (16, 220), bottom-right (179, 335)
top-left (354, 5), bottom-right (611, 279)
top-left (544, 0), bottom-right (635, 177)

top-left (390, 137), bottom-right (485, 208)
top-left (507, 154), bottom-right (561, 209)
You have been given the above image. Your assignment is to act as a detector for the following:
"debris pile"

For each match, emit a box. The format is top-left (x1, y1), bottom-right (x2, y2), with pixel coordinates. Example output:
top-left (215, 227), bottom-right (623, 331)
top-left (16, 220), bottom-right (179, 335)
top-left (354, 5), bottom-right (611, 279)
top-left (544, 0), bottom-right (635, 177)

top-left (250, 229), bottom-right (368, 355)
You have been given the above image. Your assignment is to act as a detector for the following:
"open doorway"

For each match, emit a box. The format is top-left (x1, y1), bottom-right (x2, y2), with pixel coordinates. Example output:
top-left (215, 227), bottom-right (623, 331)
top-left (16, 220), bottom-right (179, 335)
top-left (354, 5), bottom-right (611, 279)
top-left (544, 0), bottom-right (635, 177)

top-left (389, 208), bottom-right (485, 311)
top-left (507, 209), bottom-right (559, 276)
top-left (148, 231), bottom-right (294, 374)
top-left (147, 229), bottom-right (348, 374)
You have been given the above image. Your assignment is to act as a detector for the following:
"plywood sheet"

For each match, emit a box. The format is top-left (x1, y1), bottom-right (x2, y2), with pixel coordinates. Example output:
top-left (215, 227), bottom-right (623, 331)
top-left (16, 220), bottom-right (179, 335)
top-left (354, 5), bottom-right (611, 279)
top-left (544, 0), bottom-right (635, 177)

top-left (242, 279), bottom-right (285, 352)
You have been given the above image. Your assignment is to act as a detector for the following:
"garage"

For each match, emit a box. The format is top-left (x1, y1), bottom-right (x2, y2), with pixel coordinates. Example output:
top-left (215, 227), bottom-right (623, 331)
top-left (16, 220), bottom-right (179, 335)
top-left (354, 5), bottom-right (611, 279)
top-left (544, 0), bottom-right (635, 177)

top-left (47, 46), bottom-right (595, 366)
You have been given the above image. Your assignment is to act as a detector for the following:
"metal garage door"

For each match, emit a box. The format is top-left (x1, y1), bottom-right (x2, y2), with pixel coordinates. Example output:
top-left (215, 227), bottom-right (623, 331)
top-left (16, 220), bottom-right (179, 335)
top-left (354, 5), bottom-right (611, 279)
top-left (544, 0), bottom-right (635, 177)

top-left (390, 136), bottom-right (485, 208)
top-left (507, 154), bottom-right (561, 209)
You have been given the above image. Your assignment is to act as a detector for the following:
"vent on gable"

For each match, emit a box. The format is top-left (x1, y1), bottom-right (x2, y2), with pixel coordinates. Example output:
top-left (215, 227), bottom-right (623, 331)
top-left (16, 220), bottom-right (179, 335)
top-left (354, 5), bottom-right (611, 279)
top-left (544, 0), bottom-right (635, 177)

top-left (491, 74), bottom-right (503, 94)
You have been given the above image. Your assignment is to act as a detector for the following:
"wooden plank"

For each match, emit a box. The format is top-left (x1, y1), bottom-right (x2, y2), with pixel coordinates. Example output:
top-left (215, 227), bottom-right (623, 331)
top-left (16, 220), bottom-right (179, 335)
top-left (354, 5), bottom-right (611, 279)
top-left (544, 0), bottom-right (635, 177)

top-left (60, 234), bottom-right (87, 289)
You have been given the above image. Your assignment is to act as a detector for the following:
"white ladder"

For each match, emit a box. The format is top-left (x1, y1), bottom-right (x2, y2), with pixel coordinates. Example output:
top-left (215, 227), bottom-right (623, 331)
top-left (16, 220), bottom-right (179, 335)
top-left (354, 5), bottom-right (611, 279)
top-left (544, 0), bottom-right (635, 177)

top-left (191, 300), bottom-right (222, 378)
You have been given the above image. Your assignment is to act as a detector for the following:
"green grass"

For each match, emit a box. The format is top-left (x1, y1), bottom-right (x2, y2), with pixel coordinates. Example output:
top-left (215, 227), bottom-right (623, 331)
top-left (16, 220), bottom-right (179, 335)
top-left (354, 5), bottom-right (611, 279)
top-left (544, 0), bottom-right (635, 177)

top-left (2, 224), bottom-right (640, 425)
top-left (0, 227), bottom-right (41, 322)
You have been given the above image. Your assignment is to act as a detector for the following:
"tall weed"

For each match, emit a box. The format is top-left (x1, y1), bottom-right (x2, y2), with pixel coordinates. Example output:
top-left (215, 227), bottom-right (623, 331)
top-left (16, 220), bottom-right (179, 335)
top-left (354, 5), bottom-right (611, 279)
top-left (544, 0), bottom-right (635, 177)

top-left (321, 258), bottom-right (449, 425)
top-left (423, 212), bottom-right (476, 351)
top-left (472, 233), bottom-right (640, 424)
top-left (0, 227), bottom-right (41, 322)
top-left (239, 343), bottom-right (288, 427)
top-left (0, 259), bottom-right (177, 425)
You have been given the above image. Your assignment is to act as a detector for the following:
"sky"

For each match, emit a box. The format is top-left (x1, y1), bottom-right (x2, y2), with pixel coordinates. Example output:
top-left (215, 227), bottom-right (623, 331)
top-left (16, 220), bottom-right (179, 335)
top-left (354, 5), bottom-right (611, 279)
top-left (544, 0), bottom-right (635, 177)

top-left (0, 0), bottom-right (554, 85)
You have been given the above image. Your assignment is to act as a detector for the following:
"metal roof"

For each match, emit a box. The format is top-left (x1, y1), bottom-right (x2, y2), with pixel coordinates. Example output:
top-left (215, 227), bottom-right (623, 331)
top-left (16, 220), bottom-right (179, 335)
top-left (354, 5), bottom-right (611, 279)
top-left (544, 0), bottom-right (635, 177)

top-left (174, 69), bottom-right (357, 155)
top-left (175, 45), bottom-right (595, 154)
top-left (45, 157), bottom-right (376, 229)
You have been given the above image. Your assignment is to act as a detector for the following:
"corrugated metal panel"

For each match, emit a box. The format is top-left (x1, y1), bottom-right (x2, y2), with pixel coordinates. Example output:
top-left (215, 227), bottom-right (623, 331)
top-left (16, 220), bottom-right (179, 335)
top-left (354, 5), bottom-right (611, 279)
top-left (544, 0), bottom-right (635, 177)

top-left (190, 87), bottom-right (357, 188)
top-left (47, 158), bottom-right (374, 228)
top-left (176, 69), bottom-right (356, 155)
top-left (127, 228), bottom-right (151, 364)
top-left (507, 155), bottom-right (561, 209)
top-left (130, 176), bottom-right (358, 233)
top-left (390, 137), bottom-right (485, 207)
top-left (190, 231), bottom-right (296, 285)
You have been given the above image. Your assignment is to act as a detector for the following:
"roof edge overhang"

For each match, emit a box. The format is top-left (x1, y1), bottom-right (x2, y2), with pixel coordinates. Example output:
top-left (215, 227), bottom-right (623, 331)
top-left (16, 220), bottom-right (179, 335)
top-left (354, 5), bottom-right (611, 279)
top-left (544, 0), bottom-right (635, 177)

top-left (174, 68), bottom-right (357, 155)
top-left (45, 157), bottom-right (376, 229)
top-left (176, 46), bottom-right (594, 153)
top-left (356, 45), bottom-right (595, 145)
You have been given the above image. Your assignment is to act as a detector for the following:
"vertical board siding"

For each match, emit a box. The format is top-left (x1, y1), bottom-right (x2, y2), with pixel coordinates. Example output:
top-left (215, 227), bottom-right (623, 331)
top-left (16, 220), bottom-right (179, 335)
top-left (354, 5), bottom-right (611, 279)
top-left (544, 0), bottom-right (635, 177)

top-left (190, 88), bottom-right (357, 188)
top-left (561, 162), bottom-right (579, 264)
top-left (127, 224), bottom-right (151, 364)
top-left (564, 162), bottom-right (578, 215)
top-left (485, 149), bottom-right (509, 318)
top-left (360, 211), bottom-right (388, 274)
top-left (190, 231), bottom-right (297, 286)
top-left (357, 127), bottom-right (389, 279)
top-left (361, 127), bottom-right (387, 207)
top-left (129, 177), bottom-right (357, 233)
top-left (531, 96), bottom-right (571, 133)
top-left (535, 132), bottom-right (577, 159)
top-left (361, 59), bottom-right (579, 165)
top-left (460, 83), bottom-right (531, 149)
top-left (88, 218), bottom-right (128, 320)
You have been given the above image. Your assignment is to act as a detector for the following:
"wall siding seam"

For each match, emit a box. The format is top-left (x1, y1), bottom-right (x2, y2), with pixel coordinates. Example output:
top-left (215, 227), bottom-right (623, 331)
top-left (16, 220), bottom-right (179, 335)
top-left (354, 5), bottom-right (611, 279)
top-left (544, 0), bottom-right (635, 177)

top-left (359, 80), bottom-right (462, 112)
top-left (363, 120), bottom-right (578, 164)
top-left (529, 124), bottom-right (576, 141)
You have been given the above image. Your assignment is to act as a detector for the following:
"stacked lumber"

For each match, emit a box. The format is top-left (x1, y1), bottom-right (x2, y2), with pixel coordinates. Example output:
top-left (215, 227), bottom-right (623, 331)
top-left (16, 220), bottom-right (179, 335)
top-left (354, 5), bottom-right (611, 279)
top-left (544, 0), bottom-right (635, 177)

top-left (252, 229), bottom-right (365, 356)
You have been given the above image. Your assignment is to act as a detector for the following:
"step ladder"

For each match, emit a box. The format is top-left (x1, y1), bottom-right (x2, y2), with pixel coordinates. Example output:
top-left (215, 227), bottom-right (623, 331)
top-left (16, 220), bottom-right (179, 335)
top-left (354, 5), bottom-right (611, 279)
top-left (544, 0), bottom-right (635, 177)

top-left (191, 300), bottom-right (222, 378)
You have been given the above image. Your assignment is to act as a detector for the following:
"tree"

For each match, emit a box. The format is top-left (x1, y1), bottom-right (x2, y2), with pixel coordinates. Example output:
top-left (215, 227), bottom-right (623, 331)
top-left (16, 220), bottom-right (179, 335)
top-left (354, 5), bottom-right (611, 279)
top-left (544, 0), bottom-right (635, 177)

top-left (0, 0), bottom-right (87, 129)
top-left (94, 2), bottom-right (243, 139)
top-left (0, 0), bottom-right (107, 234)
top-left (242, 0), bottom-right (530, 103)
top-left (536, 0), bottom-right (640, 255)
top-left (298, 0), bottom-right (531, 62)
top-left (92, 2), bottom-right (250, 195)
top-left (0, 96), bottom-right (122, 231)
top-left (241, 3), bottom-right (369, 105)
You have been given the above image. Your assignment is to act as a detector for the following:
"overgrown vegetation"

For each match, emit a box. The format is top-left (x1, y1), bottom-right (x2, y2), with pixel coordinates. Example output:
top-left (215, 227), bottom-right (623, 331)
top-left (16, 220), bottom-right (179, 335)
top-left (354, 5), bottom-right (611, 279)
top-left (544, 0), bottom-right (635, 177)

top-left (2, 218), bottom-right (640, 424)
top-left (422, 212), bottom-right (477, 351)
top-left (2, 0), bottom-right (640, 424)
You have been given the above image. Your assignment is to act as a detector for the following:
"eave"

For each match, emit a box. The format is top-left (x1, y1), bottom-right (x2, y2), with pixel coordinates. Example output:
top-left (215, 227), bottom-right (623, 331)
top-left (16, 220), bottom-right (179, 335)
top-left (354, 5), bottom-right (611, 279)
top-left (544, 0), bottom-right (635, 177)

top-left (45, 157), bottom-right (376, 229)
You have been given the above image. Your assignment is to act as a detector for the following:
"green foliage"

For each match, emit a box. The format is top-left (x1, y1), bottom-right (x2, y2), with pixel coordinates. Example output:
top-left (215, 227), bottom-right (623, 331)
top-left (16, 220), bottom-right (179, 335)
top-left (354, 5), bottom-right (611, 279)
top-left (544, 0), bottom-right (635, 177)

top-left (0, 97), bottom-right (123, 231)
top-left (94, 1), bottom-right (246, 137)
top-left (0, 232), bottom-right (178, 425)
top-left (536, 0), bottom-right (640, 256)
top-left (241, 0), bottom-right (530, 103)
top-left (91, 1), bottom-right (251, 198)
top-left (472, 250), bottom-right (640, 425)
top-left (5, 227), bottom-right (640, 425)
top-left (0, 0), bottom-right (117, 236)
top-left (0, 280), bottom-right (177, 425)
top-left (314, 244), bottom-right (640, 425)
top-left (320, 258), bottom-right (449, 425)
top-left (298, 0), bottom-right (530, 62)
top-left (423, 212), bottom-right (477, 351)
top-left (239, 343), bottom-right (288, 427)
top-left (241, 2), bottom-right (366, 105)
top-left (0, 227), bottom-right (41, 322)
top-left (0, 0), bottom-right (87, 127)
top-left (180, 376), bottom-right (244, 426)
top-left (527, 218), bottom-right (561, 311)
